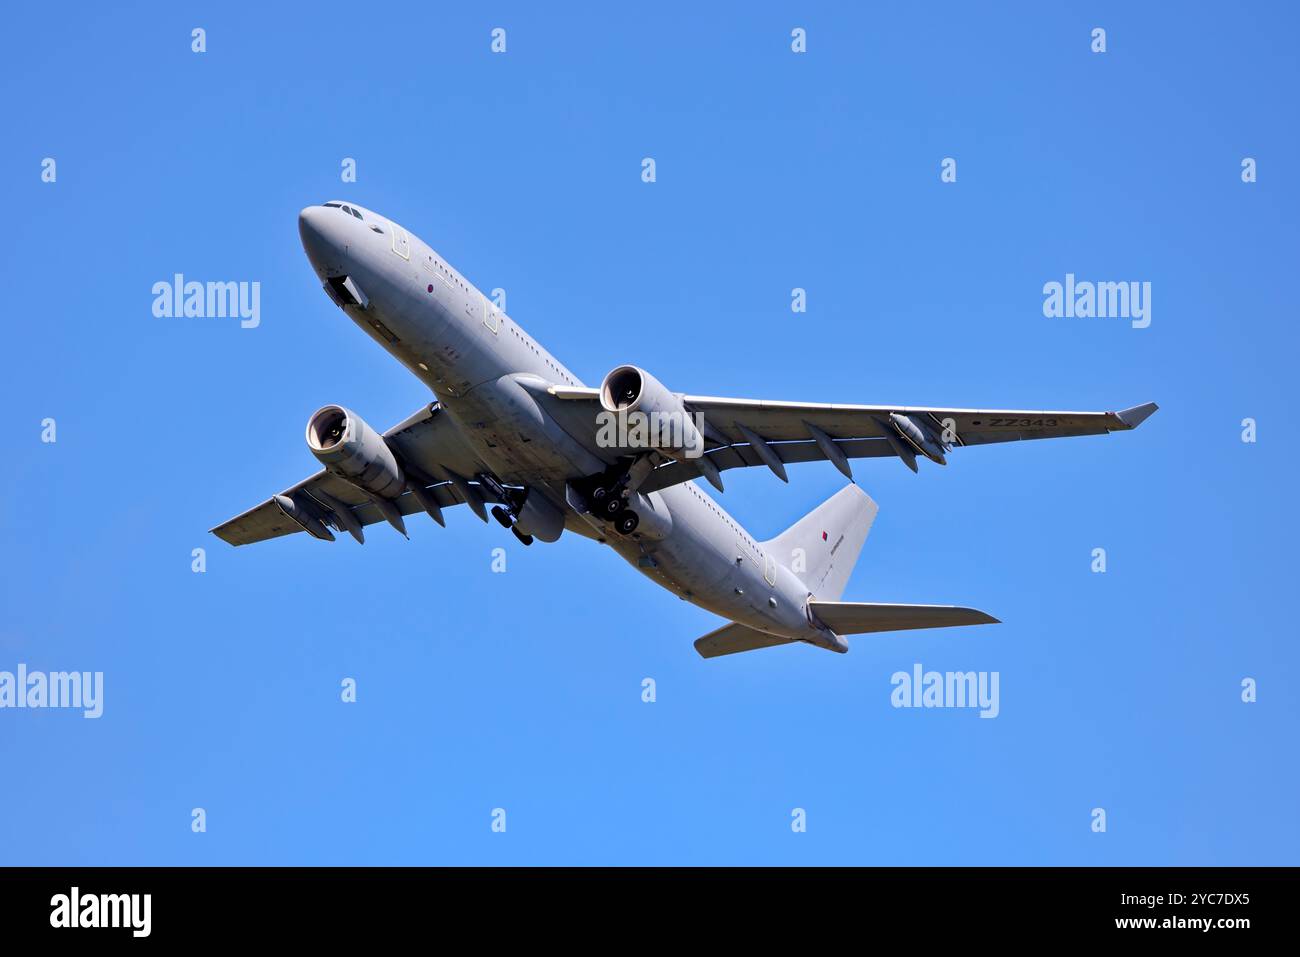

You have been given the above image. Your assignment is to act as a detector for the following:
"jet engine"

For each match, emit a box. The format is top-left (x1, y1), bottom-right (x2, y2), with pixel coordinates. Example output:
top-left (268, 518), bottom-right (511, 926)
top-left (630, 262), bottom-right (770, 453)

top-left (599, 365), bottom-right (704, 459)
top-left (305, 405), bottom-right (407, 499)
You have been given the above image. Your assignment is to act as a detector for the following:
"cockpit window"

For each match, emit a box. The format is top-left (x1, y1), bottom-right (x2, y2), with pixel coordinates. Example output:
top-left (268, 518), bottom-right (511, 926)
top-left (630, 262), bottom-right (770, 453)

top-left (322, 202), bottom-right (363, 220)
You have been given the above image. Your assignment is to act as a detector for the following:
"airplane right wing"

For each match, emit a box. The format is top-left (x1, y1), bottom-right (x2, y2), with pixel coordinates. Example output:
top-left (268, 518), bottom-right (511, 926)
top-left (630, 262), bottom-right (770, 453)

top-left (643, 397), bottom-right (1158, 492)
top-left (545, 384), bottom-right (1158, 492)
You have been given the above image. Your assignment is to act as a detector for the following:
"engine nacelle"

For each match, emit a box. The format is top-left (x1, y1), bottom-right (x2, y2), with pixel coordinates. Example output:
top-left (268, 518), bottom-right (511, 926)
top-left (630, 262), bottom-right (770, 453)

top-left (599, 365), bottom-right (704, 459)
top-left (306, 405), bottom-right (407, 499)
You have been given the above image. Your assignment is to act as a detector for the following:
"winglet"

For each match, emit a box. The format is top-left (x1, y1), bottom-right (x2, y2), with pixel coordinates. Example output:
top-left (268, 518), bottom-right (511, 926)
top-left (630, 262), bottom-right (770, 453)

top-left (1114, 402), bottom-right (1159, 429)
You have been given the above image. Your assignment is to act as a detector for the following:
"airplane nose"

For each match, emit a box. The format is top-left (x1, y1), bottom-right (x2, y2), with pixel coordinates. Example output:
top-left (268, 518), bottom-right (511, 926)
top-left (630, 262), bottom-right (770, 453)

top-left (298, 205), bottom-right (344, 276)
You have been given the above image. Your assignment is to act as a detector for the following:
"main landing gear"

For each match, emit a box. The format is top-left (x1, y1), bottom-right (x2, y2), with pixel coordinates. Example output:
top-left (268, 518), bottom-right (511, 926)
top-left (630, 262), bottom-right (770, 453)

top-left (585, 474), bottom-right (641, 538)
top-left (491, 501), bottom-right (534, 545)
top-left (590, 486), bottom-right (626, 518)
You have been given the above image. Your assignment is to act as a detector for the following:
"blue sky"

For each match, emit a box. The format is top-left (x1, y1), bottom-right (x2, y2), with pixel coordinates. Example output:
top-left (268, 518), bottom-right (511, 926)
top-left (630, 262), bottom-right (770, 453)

top-left (2, 1), bottom-right (1296, 864)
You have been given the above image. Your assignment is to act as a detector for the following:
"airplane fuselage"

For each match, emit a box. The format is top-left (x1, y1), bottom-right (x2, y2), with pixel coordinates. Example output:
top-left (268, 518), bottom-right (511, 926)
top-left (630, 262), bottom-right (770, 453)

top-left (298, 202), bottom-right (830, 646)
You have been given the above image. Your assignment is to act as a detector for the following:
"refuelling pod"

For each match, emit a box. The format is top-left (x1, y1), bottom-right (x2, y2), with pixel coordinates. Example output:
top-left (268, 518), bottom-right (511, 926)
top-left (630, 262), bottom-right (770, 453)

top-left (274, 494), bottom-right (335, 542)
top-left (887, 412), bottom-right (948, 465)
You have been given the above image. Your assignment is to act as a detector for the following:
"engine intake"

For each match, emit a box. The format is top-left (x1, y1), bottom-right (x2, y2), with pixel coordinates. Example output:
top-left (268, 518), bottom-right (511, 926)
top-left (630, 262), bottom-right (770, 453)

top-left (598, 365), bottom-right (703, 459)
top-left (306, 405), bottom-right (406, 499)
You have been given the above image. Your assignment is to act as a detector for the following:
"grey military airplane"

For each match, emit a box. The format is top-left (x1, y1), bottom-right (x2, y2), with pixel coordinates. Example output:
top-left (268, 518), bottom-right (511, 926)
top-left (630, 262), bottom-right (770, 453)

top-left (213, 201), bottom-right (1157, 658)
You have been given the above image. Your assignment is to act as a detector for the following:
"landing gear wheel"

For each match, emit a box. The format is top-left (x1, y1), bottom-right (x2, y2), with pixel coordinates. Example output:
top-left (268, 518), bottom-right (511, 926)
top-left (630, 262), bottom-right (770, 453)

top-left (491, 505), bottom-right (514, 529)
top-left (511, 527), bottom-right (534, 546)
top-left (599, 494), bottom-right (625, 517)
top-left (614, 510), bottom-right (640, 536)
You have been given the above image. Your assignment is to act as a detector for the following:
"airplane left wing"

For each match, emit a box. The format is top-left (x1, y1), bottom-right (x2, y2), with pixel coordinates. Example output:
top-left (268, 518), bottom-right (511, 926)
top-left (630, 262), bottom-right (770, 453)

top-left (211, 402), bottom-right (490, 546)
top-left (210, 472), bottom-right (475, 546)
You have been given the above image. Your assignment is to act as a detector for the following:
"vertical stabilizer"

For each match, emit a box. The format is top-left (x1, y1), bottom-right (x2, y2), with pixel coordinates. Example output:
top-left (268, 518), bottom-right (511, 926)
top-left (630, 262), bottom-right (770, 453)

top-left (764, 485), bottom-right (877, 600)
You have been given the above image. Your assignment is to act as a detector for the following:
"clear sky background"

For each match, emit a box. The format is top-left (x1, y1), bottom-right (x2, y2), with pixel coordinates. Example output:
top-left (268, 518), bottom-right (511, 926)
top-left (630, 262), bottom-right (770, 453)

top-left (2, 2), bottom-right (1296, 865)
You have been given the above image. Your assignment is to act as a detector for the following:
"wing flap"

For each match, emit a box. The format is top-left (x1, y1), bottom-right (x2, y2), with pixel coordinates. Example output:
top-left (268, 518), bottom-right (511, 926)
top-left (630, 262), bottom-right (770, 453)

top-left (640, 437), bottom-right (897, 494)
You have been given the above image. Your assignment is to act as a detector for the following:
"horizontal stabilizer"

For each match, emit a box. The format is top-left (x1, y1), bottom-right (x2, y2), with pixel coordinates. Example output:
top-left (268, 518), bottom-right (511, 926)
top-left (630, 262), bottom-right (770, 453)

top-left (808, 601), bottom-right (999, 636)
top-left (694, 622), bottom-right (795, 659)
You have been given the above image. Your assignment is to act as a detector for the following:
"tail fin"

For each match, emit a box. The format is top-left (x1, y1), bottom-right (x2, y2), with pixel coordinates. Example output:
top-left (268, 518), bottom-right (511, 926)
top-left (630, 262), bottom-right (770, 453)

top-left (765, 485), bottom-right (877, 600)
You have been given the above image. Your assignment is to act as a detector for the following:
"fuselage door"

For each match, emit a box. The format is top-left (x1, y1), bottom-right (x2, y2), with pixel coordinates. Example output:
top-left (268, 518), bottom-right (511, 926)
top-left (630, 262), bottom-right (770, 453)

top-left (482, 293), bottom-right (500, 334)
top-left (390, 224), bottom-right (411, 261)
